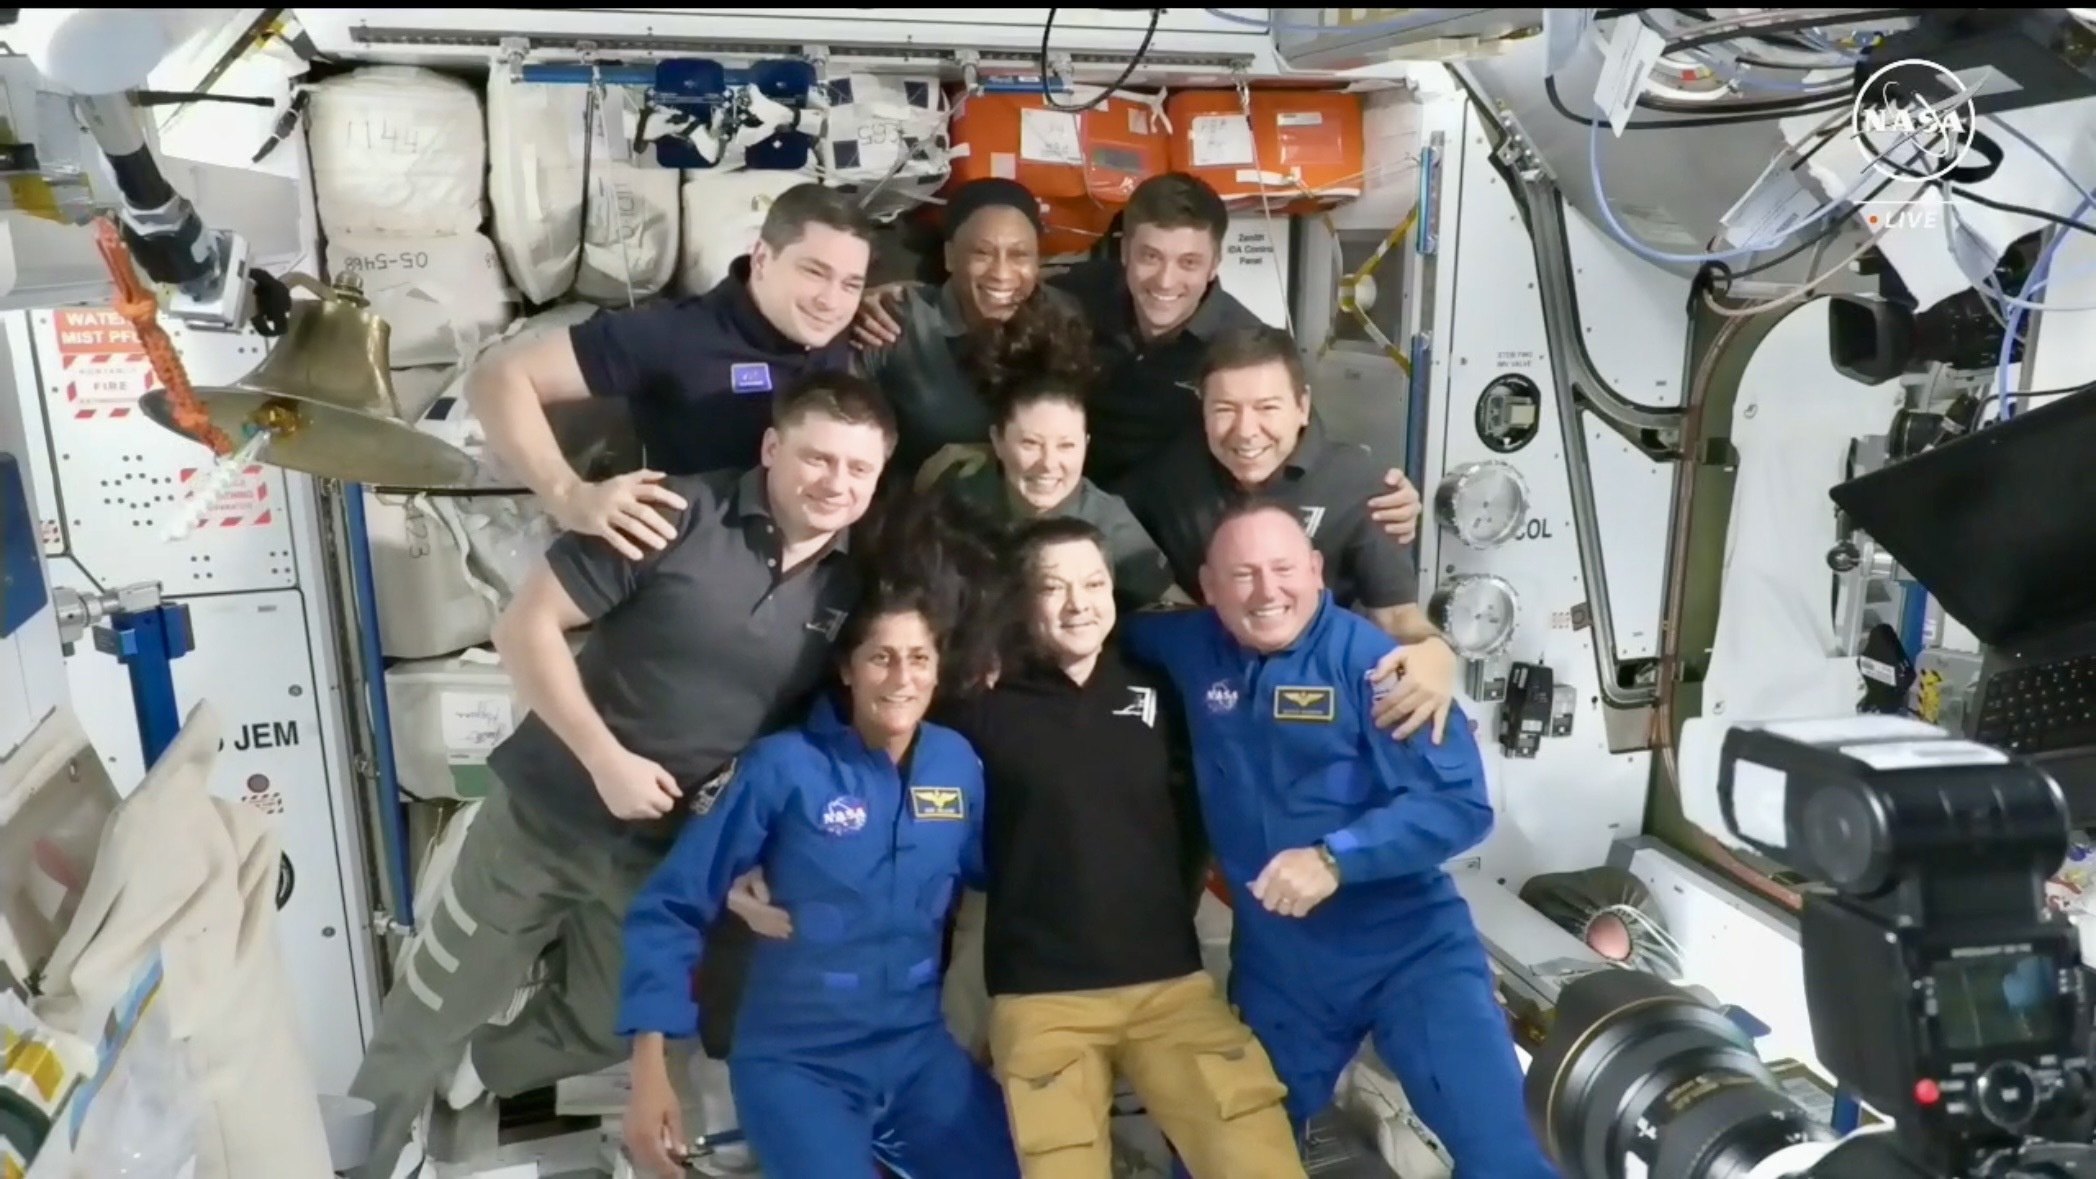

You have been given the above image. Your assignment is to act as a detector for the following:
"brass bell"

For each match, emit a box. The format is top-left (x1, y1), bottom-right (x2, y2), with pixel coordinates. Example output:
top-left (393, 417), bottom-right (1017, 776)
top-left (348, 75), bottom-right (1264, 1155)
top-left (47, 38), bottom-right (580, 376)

top-left (140, 274), bottom-right (482, 491)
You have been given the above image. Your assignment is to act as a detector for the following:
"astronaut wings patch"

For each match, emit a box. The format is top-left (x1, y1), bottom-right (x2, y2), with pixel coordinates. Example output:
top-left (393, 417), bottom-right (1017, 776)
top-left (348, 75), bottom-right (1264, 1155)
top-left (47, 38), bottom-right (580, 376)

top-left (691, 758), bottom-right (736, 815)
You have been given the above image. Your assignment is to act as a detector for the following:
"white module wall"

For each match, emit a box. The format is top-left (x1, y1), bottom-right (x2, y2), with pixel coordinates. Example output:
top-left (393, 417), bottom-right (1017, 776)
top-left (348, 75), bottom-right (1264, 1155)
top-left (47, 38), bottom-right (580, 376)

top-left (5, 309), bottom-right (379, 1098)
top-left (1409, 98), bottom-right (1678, 886)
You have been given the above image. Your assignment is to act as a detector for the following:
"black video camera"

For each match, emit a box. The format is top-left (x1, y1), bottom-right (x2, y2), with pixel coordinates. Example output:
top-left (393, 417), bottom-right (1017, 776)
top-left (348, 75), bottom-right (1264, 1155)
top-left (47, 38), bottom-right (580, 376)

top-left (1525, 720), bottom-right (2096, 1178)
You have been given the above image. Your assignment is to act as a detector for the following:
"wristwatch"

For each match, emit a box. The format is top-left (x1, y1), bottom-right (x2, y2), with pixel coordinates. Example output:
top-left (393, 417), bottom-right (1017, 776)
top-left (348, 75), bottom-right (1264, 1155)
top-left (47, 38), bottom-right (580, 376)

top-left (1312, 841), bottom-right (1342, 882)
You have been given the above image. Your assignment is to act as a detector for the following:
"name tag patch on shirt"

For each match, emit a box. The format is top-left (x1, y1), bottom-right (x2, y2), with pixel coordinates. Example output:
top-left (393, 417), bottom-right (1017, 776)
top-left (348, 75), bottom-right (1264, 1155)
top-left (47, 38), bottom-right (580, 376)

top-left (730, 362), bottom-right (774, 394)
top-left (690, 757), bottom-right (736, 815)
top-left (821, 795), bottom-right (868, 836)
top-left (1273, 685), bottom-right (1336, 723)
top-left (909, 786), bottom-right (966, 821)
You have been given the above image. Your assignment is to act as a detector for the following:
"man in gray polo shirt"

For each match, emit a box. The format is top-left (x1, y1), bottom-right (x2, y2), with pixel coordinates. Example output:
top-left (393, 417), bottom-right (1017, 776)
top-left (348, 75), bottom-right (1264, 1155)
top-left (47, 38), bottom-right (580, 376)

top-left (1125, 323), bottom-right (1460, 740)
top-left (348, 372), bottom-right (892, 1179)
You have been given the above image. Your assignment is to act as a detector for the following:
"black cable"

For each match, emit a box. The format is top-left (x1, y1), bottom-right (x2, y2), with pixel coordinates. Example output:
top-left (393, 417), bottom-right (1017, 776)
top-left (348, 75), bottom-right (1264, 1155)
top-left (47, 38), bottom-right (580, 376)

top-left (1038, 8), bottom-right (1161, 115)
top-left (1543, 74), bottom-right (1847, 131)
top-left (1947, 186), bottom-right (2096, 240)
top-left (1664, 9), bottom-right (1921, 55)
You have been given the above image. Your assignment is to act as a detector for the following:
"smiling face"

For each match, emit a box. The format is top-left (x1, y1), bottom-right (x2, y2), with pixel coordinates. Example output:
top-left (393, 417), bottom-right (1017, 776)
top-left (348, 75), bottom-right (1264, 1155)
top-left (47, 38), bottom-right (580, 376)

top-left (748, 222), bottom-right (870, 347)
top-left (840, 609), bottom-right (939, 743)
top-left (1028, 537), bottom-right (1116, 666)
top-left (760, 411), bottom-right (891, 537)
top-left (1202, 357), bottom-right (1311, 488)
top-left (1200, 506), bottom-right (1324, 652)
top-left (1120, 222), bottom-right (1218, 339)
top-left (992, 395), bottom-right (1087, 513)
top-left (945, 204), bottom-right (1040, 324)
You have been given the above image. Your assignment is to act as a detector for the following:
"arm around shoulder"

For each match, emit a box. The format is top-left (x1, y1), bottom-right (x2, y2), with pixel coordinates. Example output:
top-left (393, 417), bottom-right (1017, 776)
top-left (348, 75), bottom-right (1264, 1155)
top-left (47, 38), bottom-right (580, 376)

top-left (463, 328), bottom-right (598, 503)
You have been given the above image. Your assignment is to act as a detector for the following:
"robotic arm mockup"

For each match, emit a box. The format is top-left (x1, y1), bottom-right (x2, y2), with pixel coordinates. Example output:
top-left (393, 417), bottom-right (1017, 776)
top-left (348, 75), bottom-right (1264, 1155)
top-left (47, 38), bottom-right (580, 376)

top-left (6, 7), bottom-right (254, 329)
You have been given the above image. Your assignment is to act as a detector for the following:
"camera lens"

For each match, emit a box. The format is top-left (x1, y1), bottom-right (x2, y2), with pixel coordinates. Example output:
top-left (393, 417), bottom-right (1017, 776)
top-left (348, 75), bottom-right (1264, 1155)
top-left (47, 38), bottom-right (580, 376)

top-left (1527, 970), bottom-right (1835, 1178)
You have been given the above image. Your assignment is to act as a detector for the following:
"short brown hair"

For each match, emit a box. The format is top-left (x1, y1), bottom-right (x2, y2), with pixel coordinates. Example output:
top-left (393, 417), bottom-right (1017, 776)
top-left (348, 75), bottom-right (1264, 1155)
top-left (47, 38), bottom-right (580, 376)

top-left (1206, 496), bottom-right (1306, 558)
top-left (758, 182), bottom-right (876, 253)
top-left (773, 370), bottom-right (897, 443)
top-left (1122, 173), bottom-right (1229, 249)
top-left (1198, 323), bottom-right (1309, 401)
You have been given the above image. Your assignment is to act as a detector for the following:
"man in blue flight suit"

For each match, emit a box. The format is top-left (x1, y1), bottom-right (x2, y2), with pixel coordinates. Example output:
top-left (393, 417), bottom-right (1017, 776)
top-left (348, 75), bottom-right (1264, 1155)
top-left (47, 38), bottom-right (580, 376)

top-left (1119, 499), bottom-right (1557, 1177)
top-left (614, 595), bottom-right (1019, 1179)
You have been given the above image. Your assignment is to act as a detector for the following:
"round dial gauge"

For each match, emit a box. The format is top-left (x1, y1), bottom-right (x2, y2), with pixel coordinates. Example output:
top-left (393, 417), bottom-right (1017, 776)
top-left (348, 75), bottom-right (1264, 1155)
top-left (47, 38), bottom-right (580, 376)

top-left (1428, 575), bottom-right (1521, 659)
top-left (1433, 461), bottom-right (1532, 549)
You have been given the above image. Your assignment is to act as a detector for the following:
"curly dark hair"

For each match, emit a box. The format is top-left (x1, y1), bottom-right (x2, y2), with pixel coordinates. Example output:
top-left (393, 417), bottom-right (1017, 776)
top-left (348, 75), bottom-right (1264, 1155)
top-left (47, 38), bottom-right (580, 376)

top-left (961, 292), bottom-right (1097, 408)
top-left (852, 491), bottom-right (1017, 698)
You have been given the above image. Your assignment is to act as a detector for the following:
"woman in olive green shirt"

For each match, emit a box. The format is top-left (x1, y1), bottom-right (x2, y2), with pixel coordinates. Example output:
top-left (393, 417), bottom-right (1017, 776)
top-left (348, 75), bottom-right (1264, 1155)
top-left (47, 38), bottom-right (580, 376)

top-left (920, 375), bottom-right (1182, 609)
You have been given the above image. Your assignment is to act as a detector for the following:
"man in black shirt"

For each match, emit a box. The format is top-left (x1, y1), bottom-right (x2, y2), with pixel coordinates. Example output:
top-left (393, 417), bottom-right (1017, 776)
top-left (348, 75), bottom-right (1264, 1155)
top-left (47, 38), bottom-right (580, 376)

top-left (730, 517), bottom-right (1306, 1179)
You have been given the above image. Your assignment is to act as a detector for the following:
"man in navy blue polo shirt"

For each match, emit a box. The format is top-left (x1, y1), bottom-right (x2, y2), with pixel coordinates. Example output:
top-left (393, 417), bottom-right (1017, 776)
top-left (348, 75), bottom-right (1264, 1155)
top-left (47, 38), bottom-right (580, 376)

top-left (465, 182), bottom-right (873, 560)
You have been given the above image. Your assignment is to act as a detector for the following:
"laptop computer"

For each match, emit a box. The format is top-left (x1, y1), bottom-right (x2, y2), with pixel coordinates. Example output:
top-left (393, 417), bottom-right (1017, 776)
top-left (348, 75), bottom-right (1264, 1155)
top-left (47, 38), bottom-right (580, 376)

top-left (1829, 385), bottom-right (2096, 825)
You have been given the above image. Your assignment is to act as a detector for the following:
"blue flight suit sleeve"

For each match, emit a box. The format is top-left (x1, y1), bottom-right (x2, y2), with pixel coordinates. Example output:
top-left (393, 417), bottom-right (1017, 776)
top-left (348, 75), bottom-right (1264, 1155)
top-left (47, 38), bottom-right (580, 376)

top-left (1116, 606), bottom-right (1205, 676)
top-left (1322, 681), bottom-right (1493, 883)
top-left (616, 747), bottom-right (784, 1038)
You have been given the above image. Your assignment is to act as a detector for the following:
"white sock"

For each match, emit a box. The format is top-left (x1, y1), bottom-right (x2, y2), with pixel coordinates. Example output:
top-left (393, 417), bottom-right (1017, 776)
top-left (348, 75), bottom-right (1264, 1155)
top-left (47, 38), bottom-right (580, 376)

top-left (442, 1049), bottom-right (487, 1111)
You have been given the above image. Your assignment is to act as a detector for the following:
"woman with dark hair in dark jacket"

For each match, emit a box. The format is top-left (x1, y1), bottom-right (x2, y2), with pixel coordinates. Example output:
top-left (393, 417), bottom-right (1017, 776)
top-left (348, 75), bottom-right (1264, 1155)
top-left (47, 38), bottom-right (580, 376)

top-left (852, 177), bottom-right (1095, 480)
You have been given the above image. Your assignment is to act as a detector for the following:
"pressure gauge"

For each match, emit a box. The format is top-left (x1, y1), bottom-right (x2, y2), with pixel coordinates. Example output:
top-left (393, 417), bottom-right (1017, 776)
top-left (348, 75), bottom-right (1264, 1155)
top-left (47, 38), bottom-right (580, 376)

top-left (1433, 461), bottom-right (1532, 549)
top-left (1428, 575), bottom-right (1521, 659)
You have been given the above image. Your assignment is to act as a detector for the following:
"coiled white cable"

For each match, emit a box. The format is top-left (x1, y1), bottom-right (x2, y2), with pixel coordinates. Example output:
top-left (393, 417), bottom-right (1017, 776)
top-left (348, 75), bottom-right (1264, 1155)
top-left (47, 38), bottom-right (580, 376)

top-left (163, 428), bottom-right (271, 541)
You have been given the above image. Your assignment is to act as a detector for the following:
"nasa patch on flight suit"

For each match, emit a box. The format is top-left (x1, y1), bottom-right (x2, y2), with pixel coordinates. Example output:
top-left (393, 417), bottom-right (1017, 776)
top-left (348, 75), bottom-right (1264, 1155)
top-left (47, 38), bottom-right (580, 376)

top-left (1272, 685), bottom-right (1337, 723)
top-left (909, 785), bottom-right (967, 821)
top-left (691, 758), bottom-right (736, 815)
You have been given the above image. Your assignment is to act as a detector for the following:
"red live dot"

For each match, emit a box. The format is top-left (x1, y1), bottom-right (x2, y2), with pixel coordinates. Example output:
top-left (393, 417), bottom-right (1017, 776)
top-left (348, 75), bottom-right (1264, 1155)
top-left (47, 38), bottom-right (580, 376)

top-left (1915, 1079), bottom-right (1941, 1105)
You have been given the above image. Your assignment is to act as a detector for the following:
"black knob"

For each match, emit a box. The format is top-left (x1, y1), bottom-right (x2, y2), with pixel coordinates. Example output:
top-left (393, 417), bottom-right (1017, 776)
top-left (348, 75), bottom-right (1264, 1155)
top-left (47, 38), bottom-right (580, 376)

top-left (1976, 1060), bottom-right (2040, 1129)
top-left (1828, 541), bottom-right (1861, 573)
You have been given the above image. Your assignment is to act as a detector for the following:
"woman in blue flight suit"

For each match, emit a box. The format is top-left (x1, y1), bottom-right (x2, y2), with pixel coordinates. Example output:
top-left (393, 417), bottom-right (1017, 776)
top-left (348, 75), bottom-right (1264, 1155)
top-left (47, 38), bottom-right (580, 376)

top-left (613, 583), bottom-right (1021, 1179)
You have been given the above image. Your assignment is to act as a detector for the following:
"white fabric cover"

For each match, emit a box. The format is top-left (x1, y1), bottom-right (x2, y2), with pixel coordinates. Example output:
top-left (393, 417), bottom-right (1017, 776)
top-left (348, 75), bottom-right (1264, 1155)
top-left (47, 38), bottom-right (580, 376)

top-left (367, 305), bottom-right (593, 658)
top-left (575, 87), bottom-right (684, 304)
top-left (816, 73), bottom-right (951, 223)
top-left (34, 703), bottom-right (334, 1179)
top-left (677, 169), bottom-right (813, 295)
top-left (324, 232), bottom-right (514, 368)
top-left (1678, 304), bottom-right (1903, 840)
top-left (364, 489), bottom-right (501, 659)
top-left (485, 68), bottom-right (590, 304)
top-left (308, 66), bottom-right (486, 238)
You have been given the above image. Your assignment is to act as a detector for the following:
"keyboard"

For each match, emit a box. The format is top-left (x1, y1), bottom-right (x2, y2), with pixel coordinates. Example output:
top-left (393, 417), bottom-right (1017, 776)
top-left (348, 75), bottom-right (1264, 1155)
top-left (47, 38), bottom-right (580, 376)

top-left (1976, 654), bottom-right (2096, 755)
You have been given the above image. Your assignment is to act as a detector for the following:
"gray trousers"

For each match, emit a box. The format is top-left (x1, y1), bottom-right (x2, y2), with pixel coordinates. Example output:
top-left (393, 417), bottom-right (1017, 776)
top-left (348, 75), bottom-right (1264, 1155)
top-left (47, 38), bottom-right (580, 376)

top-left (348, 787), bottom-right (666, 1179)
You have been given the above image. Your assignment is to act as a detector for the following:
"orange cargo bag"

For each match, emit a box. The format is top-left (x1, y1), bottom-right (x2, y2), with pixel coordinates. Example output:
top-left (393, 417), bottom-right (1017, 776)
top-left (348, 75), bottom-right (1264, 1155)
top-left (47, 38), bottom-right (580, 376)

top-left (948, 88), bottom-right (1168, 256)
top-left (1163, 89), bottom-right (1365, 214)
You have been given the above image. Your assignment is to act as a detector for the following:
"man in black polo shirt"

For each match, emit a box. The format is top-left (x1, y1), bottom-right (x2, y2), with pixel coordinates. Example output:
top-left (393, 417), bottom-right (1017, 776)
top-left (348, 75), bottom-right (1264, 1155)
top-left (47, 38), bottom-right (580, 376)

top-left (348, 373), bottom-right (891, 1179)
top-left (465, 182), bottom-right (872, 560)
top-left (729, 516), bottom-right (1307, 1179)
top-left (1126, 322), bottom-right (1460, 740)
